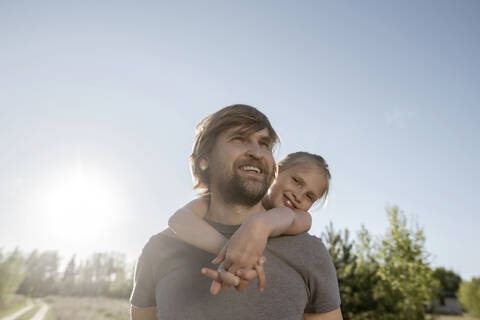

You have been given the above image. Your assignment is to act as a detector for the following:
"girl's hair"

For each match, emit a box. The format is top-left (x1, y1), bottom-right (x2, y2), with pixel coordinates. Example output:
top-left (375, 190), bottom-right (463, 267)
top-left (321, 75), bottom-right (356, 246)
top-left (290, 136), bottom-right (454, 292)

top-left (277, 152), bottom-right (331, 206)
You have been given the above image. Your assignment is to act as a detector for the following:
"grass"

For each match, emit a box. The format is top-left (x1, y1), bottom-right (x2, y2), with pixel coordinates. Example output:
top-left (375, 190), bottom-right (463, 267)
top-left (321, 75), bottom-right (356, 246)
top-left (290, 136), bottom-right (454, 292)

top-left (0, 294), bottom-right (29, 318)
top-left (44, 296), bottom-right (130, 320)
top-left (43, 308), bottom-right (56, 320)
top-left (428, 315), bottom-right (480, 320)
top-left (15, 304), bottom-right (41, 320)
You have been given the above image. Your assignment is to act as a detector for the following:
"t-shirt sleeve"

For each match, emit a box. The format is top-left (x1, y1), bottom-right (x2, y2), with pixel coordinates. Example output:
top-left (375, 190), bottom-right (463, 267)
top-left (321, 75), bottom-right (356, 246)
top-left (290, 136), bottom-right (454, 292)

top-left (303, 237), bottom-right (341, 314)
top-left (130, 237), bottom-right (157, 307)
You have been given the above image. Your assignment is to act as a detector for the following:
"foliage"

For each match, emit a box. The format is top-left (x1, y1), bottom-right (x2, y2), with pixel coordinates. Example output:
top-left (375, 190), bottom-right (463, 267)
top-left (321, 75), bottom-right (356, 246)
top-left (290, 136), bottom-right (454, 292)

top-left (58, 255), bottom-right (76, 296)
top-left (108, 266), bottom-right (134, 299)
top-left (458, 278), bottom-right (480, 318)
top-left (74, 252), bottom-right (133, 298)
top-left (0, 248), bottom-right (25, 302)
top-left (323, 206), bottom-right (438, 320)
top-left (433, 267), bottom-right (462, 293)
top-left (17, 250), bottom-right (60, 297)
top-left (322, 224), bottom-right (380, 320)
top-left (0, 248), bottom-right (134, 300)
top-left (374, 206), bottom-right (439, 320)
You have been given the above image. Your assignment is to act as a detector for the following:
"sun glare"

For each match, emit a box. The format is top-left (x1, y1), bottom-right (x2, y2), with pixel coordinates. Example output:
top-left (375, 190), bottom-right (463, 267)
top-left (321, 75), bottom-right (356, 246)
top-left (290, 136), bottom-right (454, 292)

top-left (34, 164), bottom-right (123, 244)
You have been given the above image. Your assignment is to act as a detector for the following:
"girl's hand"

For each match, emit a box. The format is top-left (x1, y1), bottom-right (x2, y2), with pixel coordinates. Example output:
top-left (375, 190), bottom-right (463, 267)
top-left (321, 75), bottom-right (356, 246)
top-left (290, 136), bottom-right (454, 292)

top-left (201, 256), bottom-right (266, 295)
top-left (236, 256), bottom-right (267, 292)
top-left (213, 214), bottom-right (270, 273)
top-left (202, 213), bottom-right (270, 294)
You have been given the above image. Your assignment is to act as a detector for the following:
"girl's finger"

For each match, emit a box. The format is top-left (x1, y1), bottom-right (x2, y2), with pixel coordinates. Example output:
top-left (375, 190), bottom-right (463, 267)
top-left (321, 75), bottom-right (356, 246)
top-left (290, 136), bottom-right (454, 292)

top-left (220, 269), bottom-right (240, 286)
top-left (212, 245), bottom-right (227, 264)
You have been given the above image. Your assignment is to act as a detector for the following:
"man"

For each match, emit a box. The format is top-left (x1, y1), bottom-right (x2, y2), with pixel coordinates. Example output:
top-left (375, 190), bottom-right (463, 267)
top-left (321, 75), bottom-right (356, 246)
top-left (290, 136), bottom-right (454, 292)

top-left (130, 104), bottom-right (342, 320)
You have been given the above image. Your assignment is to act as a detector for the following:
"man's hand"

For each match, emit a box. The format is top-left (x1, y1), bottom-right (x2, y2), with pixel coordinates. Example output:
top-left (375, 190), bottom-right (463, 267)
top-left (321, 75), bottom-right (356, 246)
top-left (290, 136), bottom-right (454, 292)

top-left (201, 256), bottom-right (266, 295)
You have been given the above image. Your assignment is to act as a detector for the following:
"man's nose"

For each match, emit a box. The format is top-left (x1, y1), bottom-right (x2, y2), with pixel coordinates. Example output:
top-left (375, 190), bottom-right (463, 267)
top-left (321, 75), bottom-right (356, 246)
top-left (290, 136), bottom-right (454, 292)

top-left (245, 142), bottom-right (263, 159)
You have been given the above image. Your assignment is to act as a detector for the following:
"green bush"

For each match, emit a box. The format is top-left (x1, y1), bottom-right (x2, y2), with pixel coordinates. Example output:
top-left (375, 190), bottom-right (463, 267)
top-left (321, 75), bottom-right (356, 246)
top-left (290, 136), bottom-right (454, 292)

top-left (458, 277), bottom-right (480, 317)
top-left (323, 206), bottom-right (439, 320)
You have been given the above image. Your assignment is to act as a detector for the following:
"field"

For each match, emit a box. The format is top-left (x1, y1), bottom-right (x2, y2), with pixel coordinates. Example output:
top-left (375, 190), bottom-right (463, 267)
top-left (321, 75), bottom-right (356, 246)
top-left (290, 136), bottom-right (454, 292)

top-left (43, 296), bottom-right (130, 320)
top-left (0, 295), bottom-right (29, 318)
top-left (2, 296), bottom-right (479, 320)
top-left (428, 315), bottom-right (479, 320)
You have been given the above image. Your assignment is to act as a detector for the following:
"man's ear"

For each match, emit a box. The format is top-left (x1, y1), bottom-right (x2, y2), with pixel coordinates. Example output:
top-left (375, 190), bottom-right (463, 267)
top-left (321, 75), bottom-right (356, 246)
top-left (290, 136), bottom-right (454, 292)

top-left (199, 158), bottom-right (208, 171)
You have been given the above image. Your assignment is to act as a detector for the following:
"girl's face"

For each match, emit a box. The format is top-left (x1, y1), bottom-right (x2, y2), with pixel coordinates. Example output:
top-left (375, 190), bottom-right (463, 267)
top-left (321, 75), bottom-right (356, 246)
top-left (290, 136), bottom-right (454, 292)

top-left (265, 161), bottom-right (327, 212)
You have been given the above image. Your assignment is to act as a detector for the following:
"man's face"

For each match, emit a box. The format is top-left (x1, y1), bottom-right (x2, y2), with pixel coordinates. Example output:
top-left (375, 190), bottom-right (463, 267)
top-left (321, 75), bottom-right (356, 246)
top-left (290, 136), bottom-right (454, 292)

top-left (207, 126), bottom-right (275, 206)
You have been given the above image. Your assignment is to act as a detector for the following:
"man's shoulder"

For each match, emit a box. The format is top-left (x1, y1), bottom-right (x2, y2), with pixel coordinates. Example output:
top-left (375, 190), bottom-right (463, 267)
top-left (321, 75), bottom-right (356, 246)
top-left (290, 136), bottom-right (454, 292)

top-left (142, 228), bottom-right (188, 255)
top-left (266, 232), bottom-right (331, 269)
top-left (266, 232), bottom-right (338, 296)
top-left (268, 232), bottom-right (327, 253)
top-left (151, 228), bottom-right (178, 242)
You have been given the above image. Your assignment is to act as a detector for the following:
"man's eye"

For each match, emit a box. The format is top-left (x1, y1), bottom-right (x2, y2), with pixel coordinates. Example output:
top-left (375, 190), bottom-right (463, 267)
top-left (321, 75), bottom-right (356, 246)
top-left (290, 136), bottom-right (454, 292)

top-left (232, 137), bottom-right (243, 142)
top-left (306, 194), bottom-right (314, 202)
top-left (292, 177), bottom-right (299, 184)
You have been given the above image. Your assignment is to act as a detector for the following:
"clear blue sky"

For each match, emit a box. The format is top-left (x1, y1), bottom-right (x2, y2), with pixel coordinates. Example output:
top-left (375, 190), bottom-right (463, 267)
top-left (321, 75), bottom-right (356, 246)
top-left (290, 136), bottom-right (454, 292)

top-left (1, 1), bottom-right (478, 279)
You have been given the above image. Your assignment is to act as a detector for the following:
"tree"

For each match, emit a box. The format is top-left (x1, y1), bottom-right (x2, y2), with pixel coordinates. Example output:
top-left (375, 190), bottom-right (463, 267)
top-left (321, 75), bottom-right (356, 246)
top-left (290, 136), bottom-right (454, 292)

top-left (0, 248), bottom-right (25, 302)
top-left (17, 250), bottom-right (60, 297)
top-left (458, 277), bottom-right (480, 318)
top-left (322, 206), bottom-right (439, 320)
top-left (374, 206), bottom-right (439, 320)
top-left (322, 224), bottom-right (381, 320)
top-left (323, 223), bottom-right (358, 319)
top-left (107, 253), bottom-right (134, 299)
top-left (351, 226), bottom-right (381, 320)
top-left (75, 252), bottom-right (130, 297)
top-left (59, 255), bottom-right (77, 296)
top-left (433, 267), bottom-right (462, 293)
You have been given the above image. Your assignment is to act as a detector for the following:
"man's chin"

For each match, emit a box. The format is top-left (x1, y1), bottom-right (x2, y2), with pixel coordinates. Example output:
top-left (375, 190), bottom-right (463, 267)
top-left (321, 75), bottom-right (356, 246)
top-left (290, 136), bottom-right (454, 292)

top-left (222, 183), bottom-right (267, 206)
top-left (216, 172), bottom-right (273, 206)
top-left (239, 180), bottom-right (268, 194)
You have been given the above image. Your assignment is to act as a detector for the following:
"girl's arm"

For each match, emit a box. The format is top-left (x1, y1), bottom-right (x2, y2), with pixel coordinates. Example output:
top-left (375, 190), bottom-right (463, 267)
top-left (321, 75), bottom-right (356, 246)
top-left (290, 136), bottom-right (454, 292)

top-left (256, 207), bottom-right (312, 236)
top-left (168, 198), bottom-right (257, 292)
top-left (168, 198), bottom-right (228, 255)
top-left (212, 208), bottom-right (312, 277)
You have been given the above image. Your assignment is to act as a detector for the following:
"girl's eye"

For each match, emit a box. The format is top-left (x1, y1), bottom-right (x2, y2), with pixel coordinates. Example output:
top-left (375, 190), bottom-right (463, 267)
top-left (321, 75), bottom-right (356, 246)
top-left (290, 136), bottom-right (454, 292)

top-left (306, 194), bottom-right (314, 202)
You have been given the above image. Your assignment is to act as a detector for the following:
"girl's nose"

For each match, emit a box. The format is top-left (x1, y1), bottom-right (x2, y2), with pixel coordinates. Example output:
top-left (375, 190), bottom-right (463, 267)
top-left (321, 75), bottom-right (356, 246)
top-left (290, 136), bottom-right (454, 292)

top-left (292, 192), bottom-right (301, 204)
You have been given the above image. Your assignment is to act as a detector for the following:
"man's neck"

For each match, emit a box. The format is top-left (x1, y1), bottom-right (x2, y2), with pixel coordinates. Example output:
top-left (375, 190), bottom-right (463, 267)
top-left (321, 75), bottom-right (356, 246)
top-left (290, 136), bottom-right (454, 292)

top-left (205, 193), bottom-right (265, 225)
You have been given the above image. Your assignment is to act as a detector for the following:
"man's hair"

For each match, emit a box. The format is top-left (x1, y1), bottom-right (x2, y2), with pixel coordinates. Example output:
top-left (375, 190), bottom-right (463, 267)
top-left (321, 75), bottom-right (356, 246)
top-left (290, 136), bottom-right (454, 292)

top-left (190, 104), bottom-right (279, 194)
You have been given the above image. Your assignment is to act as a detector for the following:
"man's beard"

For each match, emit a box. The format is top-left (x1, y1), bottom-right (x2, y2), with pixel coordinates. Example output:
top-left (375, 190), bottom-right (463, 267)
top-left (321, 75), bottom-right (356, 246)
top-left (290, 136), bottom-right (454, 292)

top-left (216, 164), bottom-right (274, 207)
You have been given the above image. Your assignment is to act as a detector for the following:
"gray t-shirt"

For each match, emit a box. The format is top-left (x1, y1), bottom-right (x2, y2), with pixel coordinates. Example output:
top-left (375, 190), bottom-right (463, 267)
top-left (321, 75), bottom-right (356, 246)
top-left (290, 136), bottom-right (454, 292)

top-left (131, 221), bottom-right (340, 320)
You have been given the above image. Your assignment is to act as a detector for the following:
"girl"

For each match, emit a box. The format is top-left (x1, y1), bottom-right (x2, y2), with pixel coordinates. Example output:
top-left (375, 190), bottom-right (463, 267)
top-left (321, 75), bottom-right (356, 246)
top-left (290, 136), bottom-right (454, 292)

top-left (168, 151), bottom-right (331, 294)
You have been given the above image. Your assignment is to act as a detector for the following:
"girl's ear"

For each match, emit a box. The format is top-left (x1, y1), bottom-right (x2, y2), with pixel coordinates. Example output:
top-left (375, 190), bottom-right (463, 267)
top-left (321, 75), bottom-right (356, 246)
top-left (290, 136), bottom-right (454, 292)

top-left (199, 158), bottom-right (208, 171)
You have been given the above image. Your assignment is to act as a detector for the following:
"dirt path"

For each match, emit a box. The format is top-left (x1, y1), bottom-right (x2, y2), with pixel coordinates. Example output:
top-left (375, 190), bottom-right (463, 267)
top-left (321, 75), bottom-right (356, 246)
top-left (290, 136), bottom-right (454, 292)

top-left (29, 302), bottom-right (49, 320)
top-left (0, 299), bottom-right (33, 320)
